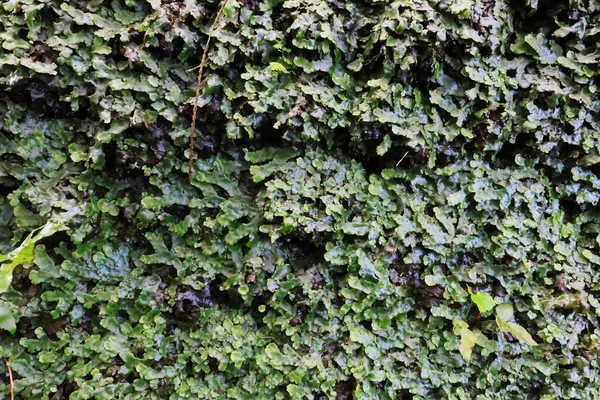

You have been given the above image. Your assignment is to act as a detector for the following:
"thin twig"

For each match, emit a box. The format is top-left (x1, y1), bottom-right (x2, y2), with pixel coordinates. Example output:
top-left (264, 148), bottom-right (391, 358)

top-left (186, 65), bottom-right (202, 73)
top-left (188, 1), bottom-right (228, 184)
top-left (4, 358), bottom-right (14, 400)
top-left (465, 301), bottom-right (472, 321)
top-left (396, 151), bottom-right (409, 167)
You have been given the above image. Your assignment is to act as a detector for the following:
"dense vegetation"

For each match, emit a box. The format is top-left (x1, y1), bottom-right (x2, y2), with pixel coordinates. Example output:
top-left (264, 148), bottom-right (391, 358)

top-left (1, 0), bottom-right (600, 398)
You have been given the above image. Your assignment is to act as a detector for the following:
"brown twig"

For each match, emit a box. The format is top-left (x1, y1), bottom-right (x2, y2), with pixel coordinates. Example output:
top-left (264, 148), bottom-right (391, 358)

top-left (4, 358), bottom-right (14, 400)
top-left (188, 1), bottom-right (228, 184)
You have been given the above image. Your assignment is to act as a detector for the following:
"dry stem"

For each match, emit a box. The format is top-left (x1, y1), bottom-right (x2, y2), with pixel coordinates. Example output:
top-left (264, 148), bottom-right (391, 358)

top-left (4, 358), bottom-right (13, 400)
top-left (188, 1), bottom-right (228, 184)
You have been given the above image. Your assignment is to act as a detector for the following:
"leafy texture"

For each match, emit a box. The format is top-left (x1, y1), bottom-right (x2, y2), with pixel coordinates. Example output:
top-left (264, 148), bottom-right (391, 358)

top-left (1, 0), bottom-right (600, 399)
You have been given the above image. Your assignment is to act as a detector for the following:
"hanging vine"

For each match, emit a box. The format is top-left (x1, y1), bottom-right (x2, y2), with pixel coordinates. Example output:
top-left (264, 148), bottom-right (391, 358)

top-left (188, 0), bottom-right (228, 184)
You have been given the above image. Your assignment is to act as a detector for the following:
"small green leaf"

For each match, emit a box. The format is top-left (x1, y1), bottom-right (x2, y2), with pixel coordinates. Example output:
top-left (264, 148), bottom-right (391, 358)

top-left (0, 303), bottom-right (16, 334)
top-left (580, 154), bottom-right (600, 167)
top-left (20, 58), bottom-right (58, 75)
top-left (287, 384), bottom-right (308, 398)
top-left (0, 221), bottom-right (68, 294)
top-left (582, 249), bottom-right (600, 264)
top-left (0, 265), bottom-right (13, 294)
top-left (8, 242), bottom-right (35, 269)
top-left (269, 62), bottom-right (289, 74)
top-left (468, 287), bottom-right (496, 313)
top-left (265, 342), bottom-right (286, 366)
top-left (474, 329), bottom-right (496, 354)
top-left (265, 342), bottom-right (281, 358)
top-left (341, 222), bottom-right (370, 236)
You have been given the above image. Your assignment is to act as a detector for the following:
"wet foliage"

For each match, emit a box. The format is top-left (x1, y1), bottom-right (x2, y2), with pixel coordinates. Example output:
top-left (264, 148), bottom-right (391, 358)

top-left (1, 0), bottom-right (600, 398)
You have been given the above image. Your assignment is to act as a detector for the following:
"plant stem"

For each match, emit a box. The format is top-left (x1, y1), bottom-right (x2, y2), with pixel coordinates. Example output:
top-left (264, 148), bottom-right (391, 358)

top-left (188, 1), bottom-right (228, 184)
top-left (4, 358), bottom-right (14, 400)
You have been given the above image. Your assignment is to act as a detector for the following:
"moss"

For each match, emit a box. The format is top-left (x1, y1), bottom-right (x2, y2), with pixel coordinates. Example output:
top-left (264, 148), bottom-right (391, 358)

top-left (1, 0), bottom-right (600, 398)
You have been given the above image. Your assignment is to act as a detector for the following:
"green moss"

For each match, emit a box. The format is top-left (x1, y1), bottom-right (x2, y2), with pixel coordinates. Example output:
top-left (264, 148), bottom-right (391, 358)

top-left (1, 0), bottom-right (600, 398)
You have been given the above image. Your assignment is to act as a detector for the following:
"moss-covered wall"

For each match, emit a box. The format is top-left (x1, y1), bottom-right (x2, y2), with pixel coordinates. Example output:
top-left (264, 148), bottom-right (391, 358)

top-left (1, 0), bottom-right (600, 398)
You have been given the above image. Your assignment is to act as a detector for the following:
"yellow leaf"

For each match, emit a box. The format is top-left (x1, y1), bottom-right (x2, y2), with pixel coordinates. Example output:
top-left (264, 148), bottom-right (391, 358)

top-left (453, 319), bottom-right (477, 362)
top-left (496, 317), bottom-right (537, 346)
top-left (459, 328), bottom-right (477, 362)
